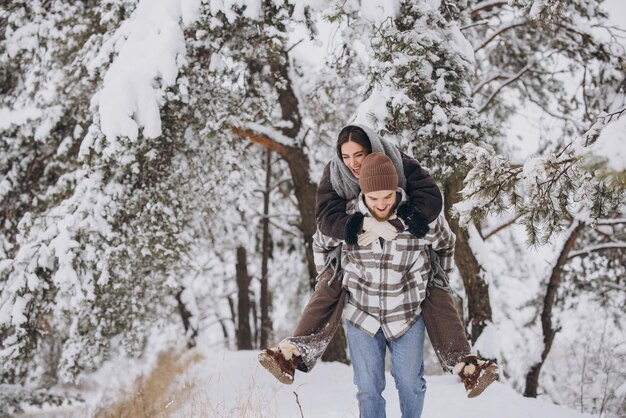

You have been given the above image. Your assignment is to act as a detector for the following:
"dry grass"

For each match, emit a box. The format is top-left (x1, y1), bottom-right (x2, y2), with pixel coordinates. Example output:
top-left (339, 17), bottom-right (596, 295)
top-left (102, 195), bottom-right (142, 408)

top-left (178, 372), bottom-right (272, 418)
top-left (94, 348), bottom-right (203, 418)
top-left (94, 348), bottom-right (297, 417)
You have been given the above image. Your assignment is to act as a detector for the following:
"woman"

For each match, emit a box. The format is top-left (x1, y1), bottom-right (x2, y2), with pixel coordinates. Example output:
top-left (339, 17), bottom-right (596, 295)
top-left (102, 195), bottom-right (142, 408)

top-left (259, 125), bottom-right (498, 398)
top-left (316, 125), bottom-right (440, 244)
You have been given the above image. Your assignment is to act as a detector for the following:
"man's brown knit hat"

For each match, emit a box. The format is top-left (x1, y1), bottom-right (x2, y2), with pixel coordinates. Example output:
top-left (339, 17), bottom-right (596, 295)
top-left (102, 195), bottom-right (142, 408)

top-left (359, 152), bottom-right (399, 193)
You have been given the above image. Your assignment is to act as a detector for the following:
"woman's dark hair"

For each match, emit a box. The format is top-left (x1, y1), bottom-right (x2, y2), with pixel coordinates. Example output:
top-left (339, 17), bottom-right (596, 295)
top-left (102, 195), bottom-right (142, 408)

top-left (336, 125), bottom-right (372, 158)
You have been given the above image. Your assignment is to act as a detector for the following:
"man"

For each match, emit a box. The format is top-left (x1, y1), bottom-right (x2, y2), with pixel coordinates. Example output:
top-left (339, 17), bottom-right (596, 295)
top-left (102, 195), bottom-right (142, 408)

top-left (316, 152), bottom-right (452, 417)
top-left (259, 153), bottom-right (498, 408)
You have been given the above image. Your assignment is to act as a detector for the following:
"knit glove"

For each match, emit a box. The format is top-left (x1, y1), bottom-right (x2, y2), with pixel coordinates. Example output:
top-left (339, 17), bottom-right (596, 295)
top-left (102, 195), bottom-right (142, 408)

top-left (362, 217), bottom-right (398, 241)
top-left (357, 231), bottom-right (378, 246)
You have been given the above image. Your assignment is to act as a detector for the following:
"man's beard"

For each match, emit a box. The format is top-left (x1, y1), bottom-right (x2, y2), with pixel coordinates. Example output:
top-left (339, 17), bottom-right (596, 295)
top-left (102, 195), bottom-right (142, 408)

top-left (372, 209), bottom-right (392, 221)
top-left (371, 199), bottom-right (399, 221)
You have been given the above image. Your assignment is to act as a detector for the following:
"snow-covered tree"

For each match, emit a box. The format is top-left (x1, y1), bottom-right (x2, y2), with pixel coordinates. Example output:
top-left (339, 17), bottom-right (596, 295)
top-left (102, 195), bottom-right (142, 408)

top-left (331, 0), bottom-right (497, 342)
top-left (1, 1), bottom-right (624, 417)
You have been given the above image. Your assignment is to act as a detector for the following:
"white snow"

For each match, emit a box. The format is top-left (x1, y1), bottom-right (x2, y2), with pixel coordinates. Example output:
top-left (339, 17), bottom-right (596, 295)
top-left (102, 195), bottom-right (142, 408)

top-left (528, 0), bottom-right (549, 20)
top-left (114, 348), bottom-right (594, 417)
top-left (447, 22), bottom-right (475, 66)
top-left (2, 1), bottom-right (624, 417)
top-left (354, 84), bottom-right (394, 129)
top-left (0, 106), bottom-right (42, 130)
top-left (359, 0), bottom-right (401, 24)
top-left (588, 114), bottom-right (626, 172)
top-left (96, 0), bottom-right (201, 143)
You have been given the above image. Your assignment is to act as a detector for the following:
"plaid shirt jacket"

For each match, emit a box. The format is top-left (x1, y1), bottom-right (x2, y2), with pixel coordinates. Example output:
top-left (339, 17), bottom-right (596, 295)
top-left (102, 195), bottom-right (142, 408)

top-left (313, 189), bottom-right (456, 340)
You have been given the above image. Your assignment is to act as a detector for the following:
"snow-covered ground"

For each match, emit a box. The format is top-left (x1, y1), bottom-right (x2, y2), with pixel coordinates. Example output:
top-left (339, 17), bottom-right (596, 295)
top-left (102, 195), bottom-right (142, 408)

top-left (174, 349), bottom-right (593, 418)
top-left (18, 344), bottom-right (593, 418)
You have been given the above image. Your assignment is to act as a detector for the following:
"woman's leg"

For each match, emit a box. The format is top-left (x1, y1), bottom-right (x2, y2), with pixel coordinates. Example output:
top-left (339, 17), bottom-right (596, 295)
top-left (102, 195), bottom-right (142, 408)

top-left (421, 286), bottom-right (471, 371)
top-left (279, 265), bottom-right (346, 372)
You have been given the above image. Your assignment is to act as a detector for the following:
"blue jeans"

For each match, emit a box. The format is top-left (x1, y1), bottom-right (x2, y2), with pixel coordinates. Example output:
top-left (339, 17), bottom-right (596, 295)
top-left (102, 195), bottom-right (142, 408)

top-left (346, 317), bottom-right (426, 418)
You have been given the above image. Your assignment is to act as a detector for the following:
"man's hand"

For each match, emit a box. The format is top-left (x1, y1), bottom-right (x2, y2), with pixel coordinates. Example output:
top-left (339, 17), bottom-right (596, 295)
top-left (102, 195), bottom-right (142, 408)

top-left (362, 217), bottom-right (398, 241)
top-left (358, 231), bottom-right (378, 246)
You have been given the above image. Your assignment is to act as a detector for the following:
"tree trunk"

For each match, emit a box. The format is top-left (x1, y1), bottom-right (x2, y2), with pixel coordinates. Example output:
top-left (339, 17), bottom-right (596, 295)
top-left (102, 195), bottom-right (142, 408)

top-left (269, 46), bottom-right (317, 289)
top-left (444, 174), bottom-right (492, 344)
top-left (231, 43), bottom-right (349, 363)
top-left (251, 294), bottom-right (259, 348)
top-left (233, 134), bottom-right (348, 362)
top-left (236, 246), bottom-right (253, 350)
top-left (260, 149), bottom-right (273, 349)
top-left (215, 313), bottom-right (231, 348)
top-left (175, 288), bottom-right (198, 348)
top-left (524, 221), bottom-right (584, 397)
top-left (283, 147), bottom-right (319, 287)
top-left (269, 48), bottom-right (302, 139)
top-left (36, 314), bottom-right (61, 389)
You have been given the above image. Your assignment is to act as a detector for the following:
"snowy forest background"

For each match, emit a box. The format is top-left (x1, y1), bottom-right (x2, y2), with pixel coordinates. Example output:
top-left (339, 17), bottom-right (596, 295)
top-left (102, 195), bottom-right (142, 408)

top-left (1, 0), bottom-right (625, 416)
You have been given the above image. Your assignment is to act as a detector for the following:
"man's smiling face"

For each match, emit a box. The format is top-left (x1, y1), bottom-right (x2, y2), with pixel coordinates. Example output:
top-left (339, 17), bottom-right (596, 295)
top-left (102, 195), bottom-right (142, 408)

top-left (364, 189), bottom-right (397, 221)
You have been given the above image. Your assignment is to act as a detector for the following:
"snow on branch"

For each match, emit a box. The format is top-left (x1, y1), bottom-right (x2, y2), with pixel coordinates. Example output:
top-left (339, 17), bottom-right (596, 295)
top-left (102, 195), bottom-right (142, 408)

top-left (585, 108), bottom-right (626, 175)
top-left (596, 218), bottom-right (626, 225)
top-left (95, 0), bottom-right (201, 143)
top-left (568, 243), bottom-right (626, 259)
top-left (598, 280), bottom-right (626, 293)
top-left (244, 122), bottom-right (297, 148)
top-left (454, 127), bottom-right (625, 244)
top-left (596, 107), bottom-right (626, 124)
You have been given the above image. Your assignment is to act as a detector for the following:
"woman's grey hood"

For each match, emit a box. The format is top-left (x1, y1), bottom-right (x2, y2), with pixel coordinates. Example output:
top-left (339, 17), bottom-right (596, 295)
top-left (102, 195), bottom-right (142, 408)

top-left (329, 125), bottom-right (407, 200)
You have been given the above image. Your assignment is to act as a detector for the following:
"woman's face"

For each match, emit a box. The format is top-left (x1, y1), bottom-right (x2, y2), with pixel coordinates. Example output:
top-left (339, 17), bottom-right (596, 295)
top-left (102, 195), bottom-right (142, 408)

top-left (341, 141), bottom-right (369, 178)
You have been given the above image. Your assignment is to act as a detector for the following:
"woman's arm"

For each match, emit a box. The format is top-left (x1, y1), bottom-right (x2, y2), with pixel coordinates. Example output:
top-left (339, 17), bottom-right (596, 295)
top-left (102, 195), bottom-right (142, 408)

top-left (316, 154), bottom-right (443, 244)
top-left (429, 212), bottom-right (456, 273)
top-left (396, 152), bottom-right (442, 238)
top-left (315, 163), bottom-right (364, 245)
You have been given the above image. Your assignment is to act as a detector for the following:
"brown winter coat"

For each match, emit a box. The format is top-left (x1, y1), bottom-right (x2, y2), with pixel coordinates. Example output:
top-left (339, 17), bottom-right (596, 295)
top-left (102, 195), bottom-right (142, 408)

top-left (291, 152), bottom-right (471, 372)
top-left (316, 152), bottom-right (442, 244)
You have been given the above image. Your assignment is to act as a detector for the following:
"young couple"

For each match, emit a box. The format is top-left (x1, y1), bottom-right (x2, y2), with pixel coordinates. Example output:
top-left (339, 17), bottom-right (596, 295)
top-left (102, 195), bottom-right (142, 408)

top-left (259, 125), bottom-right (498, 417)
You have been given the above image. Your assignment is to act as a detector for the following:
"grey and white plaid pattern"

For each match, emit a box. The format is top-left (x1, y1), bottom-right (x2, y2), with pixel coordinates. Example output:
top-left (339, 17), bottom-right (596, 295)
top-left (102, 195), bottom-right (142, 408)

top-left (313, 190), bottom-right (456, 340)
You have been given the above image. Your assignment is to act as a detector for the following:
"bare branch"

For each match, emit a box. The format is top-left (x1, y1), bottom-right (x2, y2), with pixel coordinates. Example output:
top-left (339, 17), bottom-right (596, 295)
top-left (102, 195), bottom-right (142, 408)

top-left (268, 219), bottom-right (300, 238)
top-left (478, 64), bottom-right (532, 113)
top-left (286, 38), bottom-right (305, 53)
top-left (597, 218), bottom-right (626, 225)
top-left (250, 211), bottom-right (301, 237)
top-left (592, 24), bottom-right (626, 34)
top-left (597, 107), bottom-right (626, 124)
top-left (524, 221), bottom-right (584, 396)
top-left (230, 126), bottom-right (288, 156)
top-left (293, 391), bottom-right (305, 418)
top-left (599, 280), bottom-right (626, 293)
top-left (474, 18), bottom-right (527, 53)
top-left (461, 20), bottom-right (490, 31)
top-left (526, 94), bottom-right (580, 124)
top-left (472, 73), bottom-right (510, 96)
top-left (483, 214), bottom-right (522, 240)
top-left (568, 243), bottom-right (626, 259)
top-left (582, 65), bottom-right (593, 123)
top-left (251, 178), bottom-right (292, 194)
top-left (593, 227), bottom-right (614, 242)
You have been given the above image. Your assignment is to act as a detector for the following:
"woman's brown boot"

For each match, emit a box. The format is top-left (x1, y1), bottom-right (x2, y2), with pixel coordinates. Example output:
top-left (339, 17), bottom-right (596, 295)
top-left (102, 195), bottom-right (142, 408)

top-left (258, 348), bottom-right (299, 384)
top-left (453, 355), bottom-right (499, 398)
